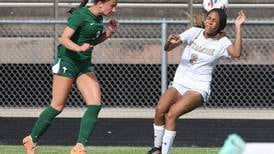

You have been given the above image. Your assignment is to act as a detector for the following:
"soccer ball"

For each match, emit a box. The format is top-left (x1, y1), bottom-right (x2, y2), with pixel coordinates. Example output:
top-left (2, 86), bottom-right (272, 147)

top-left (203, 0), bottom-right (228, 12)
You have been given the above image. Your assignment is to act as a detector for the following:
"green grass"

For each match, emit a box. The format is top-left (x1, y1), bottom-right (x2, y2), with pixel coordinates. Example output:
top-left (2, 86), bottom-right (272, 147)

top-left (0, 145), bottom-right (219, 154)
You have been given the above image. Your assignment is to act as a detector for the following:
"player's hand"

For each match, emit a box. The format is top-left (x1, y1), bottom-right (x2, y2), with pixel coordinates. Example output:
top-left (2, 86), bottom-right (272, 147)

top-left (167, 34), bottom-right (181, 44)
top-left (79, 43), bottom-right (93, 52)
top-left (235, 10), bottom-right (246, 27)
top-left (106, 19), bottom-right (119, 37)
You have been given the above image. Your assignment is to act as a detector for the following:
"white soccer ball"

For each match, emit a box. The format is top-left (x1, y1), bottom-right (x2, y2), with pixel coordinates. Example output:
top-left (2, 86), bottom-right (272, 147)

top-left (203, 0), bottom-right (228, 12)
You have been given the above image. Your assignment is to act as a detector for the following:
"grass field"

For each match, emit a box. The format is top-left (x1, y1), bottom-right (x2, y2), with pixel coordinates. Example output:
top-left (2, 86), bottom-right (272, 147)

top-left (0, 145), bottom-right (219, 154)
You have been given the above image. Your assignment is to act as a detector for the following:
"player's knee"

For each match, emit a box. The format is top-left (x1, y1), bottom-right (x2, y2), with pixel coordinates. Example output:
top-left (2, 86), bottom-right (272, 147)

top-left (155, 105), bottom-right (167, 117)
top-left (165, 111), bottom-right (177, 122)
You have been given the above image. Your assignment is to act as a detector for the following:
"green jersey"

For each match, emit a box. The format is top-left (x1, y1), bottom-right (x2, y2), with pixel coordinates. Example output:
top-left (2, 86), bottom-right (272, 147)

top-left (58, 6), bottom-right (104, 60)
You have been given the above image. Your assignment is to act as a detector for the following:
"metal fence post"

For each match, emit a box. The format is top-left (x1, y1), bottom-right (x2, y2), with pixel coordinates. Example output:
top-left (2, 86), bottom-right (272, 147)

top-left (54, 0), bottom-right (58, 58)
top-left (188, 0), bottom-right (193, 17)
top-left (161, 20), bottom-right (167, 94)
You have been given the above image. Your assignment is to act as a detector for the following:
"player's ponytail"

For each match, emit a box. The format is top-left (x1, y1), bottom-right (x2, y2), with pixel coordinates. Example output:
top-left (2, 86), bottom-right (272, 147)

top-left (191, 13), bottom-right (206, 28)
top-left (184, 11), bottom-right (206, 28)
top-left (68, 0), bottom-right (89, 14)
top-left (79, 0), bottom-right (89, 8)
top-left (93, 0), bottom-right (109, 4)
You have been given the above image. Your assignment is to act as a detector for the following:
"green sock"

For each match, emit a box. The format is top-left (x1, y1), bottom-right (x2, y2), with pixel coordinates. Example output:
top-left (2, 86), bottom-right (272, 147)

top-left (77, 104), bottom-right (102, 146)
top-left (30, 106), bottom-right (61, 143)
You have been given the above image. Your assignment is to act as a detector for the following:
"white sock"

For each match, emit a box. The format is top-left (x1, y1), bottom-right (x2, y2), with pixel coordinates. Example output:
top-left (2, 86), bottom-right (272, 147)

top-left (153, 124), bottom-right (165, 148)
top-left (162, 129), bottom-right (176, 154)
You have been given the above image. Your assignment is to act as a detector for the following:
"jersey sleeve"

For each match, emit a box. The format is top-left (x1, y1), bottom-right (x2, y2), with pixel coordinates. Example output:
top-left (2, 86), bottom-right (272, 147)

top-left (219, 37), bottom-right (233, 58)
top-left (67, 11), bottom-right (83, 30)
top-left (179, 27), bottom-right (202, 45)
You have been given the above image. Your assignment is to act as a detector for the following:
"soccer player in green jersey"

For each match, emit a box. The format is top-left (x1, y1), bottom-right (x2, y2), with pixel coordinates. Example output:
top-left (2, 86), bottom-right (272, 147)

top-left (23, 0), bottom-right (118, 154)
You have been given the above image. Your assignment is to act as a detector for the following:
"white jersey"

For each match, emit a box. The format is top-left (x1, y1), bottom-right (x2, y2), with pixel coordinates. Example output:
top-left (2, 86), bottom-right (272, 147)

top-left (173, 27), bottom-right (232, 94)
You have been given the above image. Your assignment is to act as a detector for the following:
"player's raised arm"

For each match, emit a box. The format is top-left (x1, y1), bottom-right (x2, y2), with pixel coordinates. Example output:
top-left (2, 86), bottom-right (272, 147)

top-left (227, 10), bottom-right (246, 58)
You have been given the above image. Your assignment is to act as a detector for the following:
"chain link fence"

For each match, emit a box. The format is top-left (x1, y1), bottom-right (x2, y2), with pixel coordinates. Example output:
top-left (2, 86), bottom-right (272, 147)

top-left (0, 19), bottom-right (273, 112)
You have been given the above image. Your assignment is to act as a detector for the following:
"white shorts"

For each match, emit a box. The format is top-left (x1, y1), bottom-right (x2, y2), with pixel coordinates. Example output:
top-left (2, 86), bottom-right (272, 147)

top-left (170, 82), bottom-right (209, 103)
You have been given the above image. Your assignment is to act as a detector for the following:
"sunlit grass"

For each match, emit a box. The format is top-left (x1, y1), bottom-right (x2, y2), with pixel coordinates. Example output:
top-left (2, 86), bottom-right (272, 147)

top-left (0, 145), bottom-right (219, 154)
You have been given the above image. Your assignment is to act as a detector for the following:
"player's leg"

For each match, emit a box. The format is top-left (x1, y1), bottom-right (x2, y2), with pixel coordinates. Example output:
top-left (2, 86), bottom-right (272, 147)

top-left (161, 90), bottom-right (203, 154)
top-left (31, 75), bottom-right (74, 140)
top-left (147, 87), bottom-right (180, 154)
top-left (154, 87), bottom-right (180, 125)
top-left (71, 72), bottom-right (101, 153)
top-left (23, 75), bottom-right (74, 154)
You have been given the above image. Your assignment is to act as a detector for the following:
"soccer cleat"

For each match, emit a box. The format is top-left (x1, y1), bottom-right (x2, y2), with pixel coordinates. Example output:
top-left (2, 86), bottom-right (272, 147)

top-left (147, 147), bottom-right (161, 154)
top-left (22, 135), bottom-right (38, 154)
top-left (70, 143), bottom-right (87, 154)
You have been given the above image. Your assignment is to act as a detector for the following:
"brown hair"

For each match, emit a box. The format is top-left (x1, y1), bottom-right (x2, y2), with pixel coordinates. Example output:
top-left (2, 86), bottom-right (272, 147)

top-left (79, 0), bottom-right (89, 7)
top-left (184, 11), bottom-right (206, 28)
top-left (187, 9), bottom-right (227, 32)
top-left (68, 0), bottom-right (112, 14)
top-left (94, 0), bottom-right (109, 4)
top-left (68, 0), bottom-right (88, 14)
top-left (185, 10), bottom-right (227, 38)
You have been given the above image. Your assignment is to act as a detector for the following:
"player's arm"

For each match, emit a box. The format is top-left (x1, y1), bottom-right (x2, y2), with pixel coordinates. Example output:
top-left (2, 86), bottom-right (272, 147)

top-left (164, 34), bottom-right (182, 52)
top-left (94, 19), bottom-right (118, 45)
top-left (227, 10), bottom-right (246, 58)
top-left (59, 26), bottom-right (92, 52)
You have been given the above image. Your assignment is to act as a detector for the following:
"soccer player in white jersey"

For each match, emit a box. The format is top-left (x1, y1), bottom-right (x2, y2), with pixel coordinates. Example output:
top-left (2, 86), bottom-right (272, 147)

top-left (147, 9), bottom-right (246, 154)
